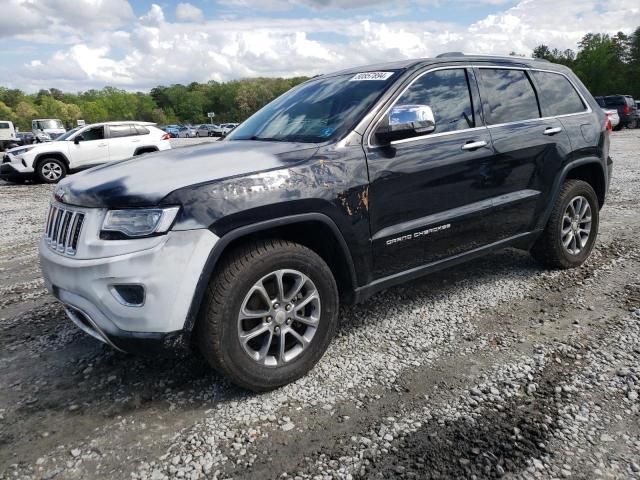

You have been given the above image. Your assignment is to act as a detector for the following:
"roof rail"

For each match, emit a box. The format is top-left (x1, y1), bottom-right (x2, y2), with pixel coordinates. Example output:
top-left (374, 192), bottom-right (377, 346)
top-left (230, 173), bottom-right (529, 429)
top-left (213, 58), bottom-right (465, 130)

top-left (435, 52), bottom-right (465, 58)
top-left (435, 52), bottom-right (550, 63)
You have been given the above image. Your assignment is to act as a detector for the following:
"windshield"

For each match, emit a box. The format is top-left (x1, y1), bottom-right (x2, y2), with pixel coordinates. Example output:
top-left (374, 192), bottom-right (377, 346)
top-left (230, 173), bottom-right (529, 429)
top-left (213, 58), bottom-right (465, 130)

top-left (56, 126), bottom-right (82, 141)
top-left (35, 119), bottom-right (64, 130)
top-left (227, 71), bottom-right (399, 143)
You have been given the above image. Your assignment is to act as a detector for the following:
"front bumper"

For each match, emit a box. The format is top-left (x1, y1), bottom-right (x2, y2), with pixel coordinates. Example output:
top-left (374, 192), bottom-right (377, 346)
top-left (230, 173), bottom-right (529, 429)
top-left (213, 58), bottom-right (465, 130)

top-left (39, 228), bottom-right (219, 354)
top-left (0, 162), bottom-right (33, 181)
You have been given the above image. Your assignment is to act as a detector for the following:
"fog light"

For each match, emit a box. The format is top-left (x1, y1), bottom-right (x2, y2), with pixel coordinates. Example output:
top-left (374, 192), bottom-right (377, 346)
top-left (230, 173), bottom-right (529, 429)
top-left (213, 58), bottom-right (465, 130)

top-left (110, 284), bottom-right (145, 307)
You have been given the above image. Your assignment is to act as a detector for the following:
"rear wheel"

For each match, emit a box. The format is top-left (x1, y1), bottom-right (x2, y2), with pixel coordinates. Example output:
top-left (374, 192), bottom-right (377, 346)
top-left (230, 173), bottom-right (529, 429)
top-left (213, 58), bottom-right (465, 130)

top-left (196, 239), bottom-right (339, 391)
top-left (36, 158), bottom-right (66, 183)
top-left (531, 180), bottom-right (599, 269)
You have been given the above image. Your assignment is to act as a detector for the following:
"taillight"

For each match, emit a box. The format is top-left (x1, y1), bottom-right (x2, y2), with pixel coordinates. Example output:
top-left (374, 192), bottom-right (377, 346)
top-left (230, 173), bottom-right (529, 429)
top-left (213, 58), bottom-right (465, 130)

top-left (161, 133), bottom-right (171, 140)
top-left (623, 104), bottom-right (630, 115)
top-left (606, 118), bottom-right (612, 133)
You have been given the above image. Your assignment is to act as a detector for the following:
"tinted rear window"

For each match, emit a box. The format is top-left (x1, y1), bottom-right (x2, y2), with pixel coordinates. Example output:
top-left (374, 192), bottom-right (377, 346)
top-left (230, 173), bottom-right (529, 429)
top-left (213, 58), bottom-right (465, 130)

top-left (531, 71), bottom-right (586, 116)
top-left (478, 69), bottom-right (540, 125)
top-left (109, 125), bottom-right (135, 138)
top-left (604, 96), bottom-right (624, 106)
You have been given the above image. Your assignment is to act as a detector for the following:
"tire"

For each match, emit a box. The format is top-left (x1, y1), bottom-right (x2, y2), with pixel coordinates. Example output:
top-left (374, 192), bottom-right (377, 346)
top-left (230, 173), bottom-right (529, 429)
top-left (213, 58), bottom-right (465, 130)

top-left (613, 124), bottom-right (622, 131)
top-left (196, 132), bottom-right (200, 137)
top-left (36, 158), bottom-right (67, 184)
top-left (196, 239), bottom-right (339, 391)
top-left (531, 180), bottom-right (599, 269)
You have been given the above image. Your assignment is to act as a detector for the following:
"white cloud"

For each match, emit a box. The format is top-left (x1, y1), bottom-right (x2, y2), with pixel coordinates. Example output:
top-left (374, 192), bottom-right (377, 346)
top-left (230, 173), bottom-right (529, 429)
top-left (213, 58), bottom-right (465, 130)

top-left (140, 4), bottom-right (165, 25)
top-left (3, 0), bottom-right (640, 91)
top-left (176, 2), bottom-right (204, 22)
top-left (0, 0), bottom-right (134, 38)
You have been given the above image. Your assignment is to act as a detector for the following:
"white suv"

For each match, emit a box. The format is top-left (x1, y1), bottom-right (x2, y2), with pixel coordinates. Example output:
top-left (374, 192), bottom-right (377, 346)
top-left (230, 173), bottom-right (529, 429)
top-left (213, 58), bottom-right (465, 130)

top-left (0, 122), bottom-right (171, 183)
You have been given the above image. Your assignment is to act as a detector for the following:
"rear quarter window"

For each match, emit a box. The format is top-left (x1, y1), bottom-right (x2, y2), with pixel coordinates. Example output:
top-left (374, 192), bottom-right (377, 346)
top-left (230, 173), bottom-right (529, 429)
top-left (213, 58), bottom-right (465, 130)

top-left (531, 71), bottom-right (586, 116)
top-left (478, 68), bottom-right (540, 125)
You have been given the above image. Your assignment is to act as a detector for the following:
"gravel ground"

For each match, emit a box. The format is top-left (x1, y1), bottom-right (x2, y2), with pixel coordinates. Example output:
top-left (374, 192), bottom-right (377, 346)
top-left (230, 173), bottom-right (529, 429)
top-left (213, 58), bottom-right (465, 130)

top-left (1, 131), bottom-right (639, 479)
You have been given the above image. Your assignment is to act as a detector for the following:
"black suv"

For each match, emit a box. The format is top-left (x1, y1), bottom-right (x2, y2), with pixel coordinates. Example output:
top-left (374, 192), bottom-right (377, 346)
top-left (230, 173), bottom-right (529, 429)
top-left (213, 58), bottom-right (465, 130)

top-left (40, 54), bottom-right (612, 391)
top-left (595, 95), bottom-right (637, 129)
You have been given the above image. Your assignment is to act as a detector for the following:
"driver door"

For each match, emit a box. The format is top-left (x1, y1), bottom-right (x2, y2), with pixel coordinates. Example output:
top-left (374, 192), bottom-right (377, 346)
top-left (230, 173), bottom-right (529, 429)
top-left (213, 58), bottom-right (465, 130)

top-left (365, 67), bottom-right (500, 278)
top-left (71, 125), bottom-right (109, 168)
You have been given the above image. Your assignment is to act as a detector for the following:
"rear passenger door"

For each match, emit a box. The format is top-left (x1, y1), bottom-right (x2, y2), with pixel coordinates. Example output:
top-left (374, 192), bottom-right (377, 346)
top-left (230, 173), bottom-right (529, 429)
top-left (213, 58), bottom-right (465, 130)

top-left (529, 69), bottom-right (594, 178)
top-left (106, 124), bottom-right (139, 161)
top-left (475, 67), bottom-right (573, 240)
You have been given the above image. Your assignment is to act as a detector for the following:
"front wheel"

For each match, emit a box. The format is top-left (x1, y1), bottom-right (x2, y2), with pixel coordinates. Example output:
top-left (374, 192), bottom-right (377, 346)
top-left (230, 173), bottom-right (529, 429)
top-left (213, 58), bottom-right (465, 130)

top-left (36, 158), bottom-right (67, 184)
top-left (196, 239), bottom-right (339, 391)
top-left (531, 180), bottom-right (599, 269)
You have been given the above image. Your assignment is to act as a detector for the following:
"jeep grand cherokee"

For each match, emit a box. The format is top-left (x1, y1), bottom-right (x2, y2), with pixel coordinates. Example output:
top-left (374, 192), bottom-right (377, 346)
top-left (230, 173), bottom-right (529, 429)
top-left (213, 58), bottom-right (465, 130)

top-left (39, 53), bottom-right (612, 391)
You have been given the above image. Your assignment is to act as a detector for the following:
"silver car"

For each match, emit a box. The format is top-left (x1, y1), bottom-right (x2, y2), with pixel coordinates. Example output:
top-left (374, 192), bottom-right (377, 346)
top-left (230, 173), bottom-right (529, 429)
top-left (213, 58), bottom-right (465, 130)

top-left (176, 126), bottom-right (196, 138)
top-left (196, 124), bottom-right (214, 137)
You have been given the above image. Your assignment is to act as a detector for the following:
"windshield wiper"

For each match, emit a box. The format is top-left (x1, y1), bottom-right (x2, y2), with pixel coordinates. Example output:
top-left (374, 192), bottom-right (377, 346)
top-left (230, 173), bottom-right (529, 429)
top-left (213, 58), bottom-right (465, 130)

top-left (245, 136), bottom-right (289, 142)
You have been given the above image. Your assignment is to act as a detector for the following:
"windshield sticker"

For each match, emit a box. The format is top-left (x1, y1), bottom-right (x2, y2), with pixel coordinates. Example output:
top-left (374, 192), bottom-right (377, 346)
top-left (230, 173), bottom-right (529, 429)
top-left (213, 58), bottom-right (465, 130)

top-left (320, 127), bottom-right (334, 138)
top-left (349, 71), bottom-right (394, 82)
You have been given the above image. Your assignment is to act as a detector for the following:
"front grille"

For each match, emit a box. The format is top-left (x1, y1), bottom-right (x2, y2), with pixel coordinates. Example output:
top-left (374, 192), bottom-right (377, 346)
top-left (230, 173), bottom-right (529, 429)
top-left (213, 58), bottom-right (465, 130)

top-left (45, 204), bottom-right (85, 256)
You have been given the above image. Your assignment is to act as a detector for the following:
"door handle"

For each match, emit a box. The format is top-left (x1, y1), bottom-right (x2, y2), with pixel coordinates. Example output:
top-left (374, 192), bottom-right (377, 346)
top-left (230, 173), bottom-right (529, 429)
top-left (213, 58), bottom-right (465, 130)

top-left (131, 139), bottom-right (141, 143)
top-left (543, 127), bottom-right (562, 136)
top-left (461, 140), bottom-right (488, 151)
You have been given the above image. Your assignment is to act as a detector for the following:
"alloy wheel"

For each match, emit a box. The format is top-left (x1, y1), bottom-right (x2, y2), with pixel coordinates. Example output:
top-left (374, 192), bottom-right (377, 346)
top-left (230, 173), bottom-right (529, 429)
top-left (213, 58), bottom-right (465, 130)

top-left (561, 195), bottom-right (592, 255)
top-left (237, 269), bottom-right (320, 367)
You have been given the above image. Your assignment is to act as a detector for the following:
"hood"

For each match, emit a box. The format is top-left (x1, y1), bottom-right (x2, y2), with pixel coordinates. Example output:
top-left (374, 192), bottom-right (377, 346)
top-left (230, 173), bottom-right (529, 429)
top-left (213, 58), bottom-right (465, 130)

top-left (7, 140), bottom-right (66, 155)
top-left (57, 140), bottom-right (319, 208)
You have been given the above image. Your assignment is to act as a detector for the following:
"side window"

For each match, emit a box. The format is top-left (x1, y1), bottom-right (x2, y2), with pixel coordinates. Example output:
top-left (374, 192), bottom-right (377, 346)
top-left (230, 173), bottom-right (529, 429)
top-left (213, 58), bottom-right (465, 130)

top-left (478, 69), bottom-right (540, 125)
top-left (134, 125), bottom-right (150, 135)
top-left (109, 125), bottom-right (134, 138)
top-left (394, 68), bottom-right (475, 134)
top-left (532, 71), bottom-right (586, 116)
top-left (81, 126), bottom-right (105, 141)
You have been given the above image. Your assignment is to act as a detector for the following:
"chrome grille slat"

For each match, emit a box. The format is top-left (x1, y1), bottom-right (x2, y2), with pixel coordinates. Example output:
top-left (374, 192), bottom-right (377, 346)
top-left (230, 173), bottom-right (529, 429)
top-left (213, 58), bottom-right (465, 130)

top-left (44, 204), bottom-right (85, 257)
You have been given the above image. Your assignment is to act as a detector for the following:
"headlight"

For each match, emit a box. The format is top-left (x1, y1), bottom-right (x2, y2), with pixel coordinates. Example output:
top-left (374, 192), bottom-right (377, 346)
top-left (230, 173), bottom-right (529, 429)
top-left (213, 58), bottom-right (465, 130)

top-left (101, 206), bottom-right (180, 238)
top-left (9, 146), bottom-right (35, 156)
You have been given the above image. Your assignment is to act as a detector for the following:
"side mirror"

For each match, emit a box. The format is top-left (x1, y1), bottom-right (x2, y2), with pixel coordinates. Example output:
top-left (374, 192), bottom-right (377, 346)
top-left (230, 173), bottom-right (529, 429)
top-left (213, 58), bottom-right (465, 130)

top-left (74, 135), bottom-right (84, 145)
top-left (376, 104), bottom-right (436, 144)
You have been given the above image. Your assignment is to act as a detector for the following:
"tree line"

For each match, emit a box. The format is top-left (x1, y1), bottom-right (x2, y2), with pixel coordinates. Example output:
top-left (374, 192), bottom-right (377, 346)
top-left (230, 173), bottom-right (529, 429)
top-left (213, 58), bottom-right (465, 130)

top-left (0, 77), bottom-right (308, 131)
top-left (529, 26), bottom-right (640, 98)
top-left (1, 27), bottom-right (638, 132)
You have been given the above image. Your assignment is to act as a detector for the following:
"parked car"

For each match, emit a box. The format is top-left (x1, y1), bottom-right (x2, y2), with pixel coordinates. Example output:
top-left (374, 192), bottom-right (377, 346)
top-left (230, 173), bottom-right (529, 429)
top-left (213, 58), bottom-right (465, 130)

top-left (1, 122), bottom-right (171, 183)
top-left (604, 109), bottom-right (620, 129)
top-left (220, 123), bottom-right (239, 135)
top-left (209, 124), bottom-right (225, 137)
top-left (0, 120), bottom-right (17, 151)
top-left (15, 131), bottom-right (36, 146)
top-left (162, 125), bottom-right (181, 137)
top-left (32, 118), bottom-right (66, 142)
top-left (635, 101), bottom-right (640, 126)
top-left (196, 124), bottom-right (217, 137)
top-left (39, 54), bottom-right (611, 391)
top-left (595, 95), bottom-right (636, 130)
top-left (177, 125), bottom-right (196, 138)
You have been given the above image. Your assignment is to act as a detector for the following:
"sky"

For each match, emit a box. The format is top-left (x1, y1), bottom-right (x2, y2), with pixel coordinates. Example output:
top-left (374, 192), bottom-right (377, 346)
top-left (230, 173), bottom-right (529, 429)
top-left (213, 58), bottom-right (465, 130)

top-left (0, 0), bottom-right (638, 92)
